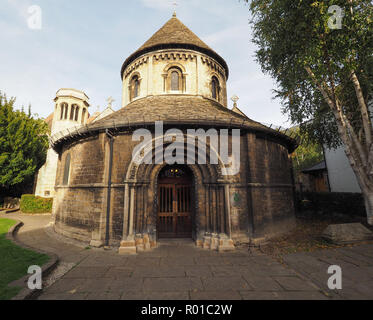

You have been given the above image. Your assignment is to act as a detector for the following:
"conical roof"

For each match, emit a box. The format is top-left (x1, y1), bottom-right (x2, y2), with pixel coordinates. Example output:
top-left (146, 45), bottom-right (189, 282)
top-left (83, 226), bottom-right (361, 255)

top-left (138, 14), bottom-right (214, 54)
top-left (121, 15), bottom-right (229, 79)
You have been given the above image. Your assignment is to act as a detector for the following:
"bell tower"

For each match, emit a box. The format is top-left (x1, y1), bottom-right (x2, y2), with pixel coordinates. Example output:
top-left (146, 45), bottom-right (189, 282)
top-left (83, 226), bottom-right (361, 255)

top-left (34, 88), bottom-right (90, 198)
top-left (51, 88), bottom-right (90, 136)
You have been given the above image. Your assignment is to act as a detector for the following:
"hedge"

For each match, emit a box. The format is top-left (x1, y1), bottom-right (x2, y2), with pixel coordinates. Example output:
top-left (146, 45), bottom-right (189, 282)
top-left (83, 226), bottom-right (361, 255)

top-left (296, 191), bottom-right (366, 218)
top-left (20, 194), bottom-right (53, 213)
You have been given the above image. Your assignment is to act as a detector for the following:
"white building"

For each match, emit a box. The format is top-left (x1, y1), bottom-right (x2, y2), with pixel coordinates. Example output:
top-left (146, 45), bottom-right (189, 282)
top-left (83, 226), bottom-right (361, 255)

top-left (324, 98), bottom-right (373, 193)
top-left (34, 88), bottom-right (114, 197)
top-left (324, 146), bottom-right (361, 193)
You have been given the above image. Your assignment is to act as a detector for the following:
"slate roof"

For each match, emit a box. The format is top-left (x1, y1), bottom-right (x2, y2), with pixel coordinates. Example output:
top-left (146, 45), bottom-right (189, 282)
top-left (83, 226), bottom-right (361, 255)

top-left (302, 161), bottom-right (327, 173)
top-left (43, 112), bottom-right (100, 127)
top-left (121, 15), bottom-right (229, 79)
top-left (89, 95), bottom-right (260, 128)
top-left (44, 113), bottom-right (54, 130)
top-left (51, 95), bottom-right (297, 152)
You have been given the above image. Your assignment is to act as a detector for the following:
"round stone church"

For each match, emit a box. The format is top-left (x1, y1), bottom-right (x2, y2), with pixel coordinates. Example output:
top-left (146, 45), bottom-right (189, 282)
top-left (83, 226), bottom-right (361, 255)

top-left (50, 14), bottom-right (297, 253)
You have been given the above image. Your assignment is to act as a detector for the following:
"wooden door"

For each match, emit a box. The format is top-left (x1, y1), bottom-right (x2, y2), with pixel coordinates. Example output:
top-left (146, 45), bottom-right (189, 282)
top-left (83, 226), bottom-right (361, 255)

top-left (158, 182), bottom-right (193, 238)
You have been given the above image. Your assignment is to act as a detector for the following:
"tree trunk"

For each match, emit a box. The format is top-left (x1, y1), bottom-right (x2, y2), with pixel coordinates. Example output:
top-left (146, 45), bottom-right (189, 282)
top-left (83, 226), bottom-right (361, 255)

top-left (344, 149), bottom-right (373, 225)
top-left (363, 191), bottom-right (373, 226)
top-left (305, 66), bottom-right (373, 225)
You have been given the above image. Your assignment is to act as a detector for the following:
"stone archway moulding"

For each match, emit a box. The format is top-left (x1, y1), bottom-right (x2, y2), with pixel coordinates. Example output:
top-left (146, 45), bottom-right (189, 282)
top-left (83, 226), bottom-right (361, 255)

top-left (119, 134), bottom-right (235, 254)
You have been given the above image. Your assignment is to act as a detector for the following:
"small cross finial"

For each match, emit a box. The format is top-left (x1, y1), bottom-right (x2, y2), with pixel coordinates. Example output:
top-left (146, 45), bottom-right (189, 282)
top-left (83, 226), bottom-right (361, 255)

top-left (107, 96), bottom-right (115, 108)
top-left (172, 1), bottom-right (178, 17)
top-left (231, 95), bottom-right (239, 108)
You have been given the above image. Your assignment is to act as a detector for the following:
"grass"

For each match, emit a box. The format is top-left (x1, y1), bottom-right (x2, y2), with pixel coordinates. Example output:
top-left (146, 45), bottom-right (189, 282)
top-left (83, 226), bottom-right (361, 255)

top-left (0, 218), bottom-right (49, 300)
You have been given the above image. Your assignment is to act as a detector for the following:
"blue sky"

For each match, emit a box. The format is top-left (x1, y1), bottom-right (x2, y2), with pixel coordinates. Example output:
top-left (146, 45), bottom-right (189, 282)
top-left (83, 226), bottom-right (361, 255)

top-left (0, 0), bottom-right (289, 126)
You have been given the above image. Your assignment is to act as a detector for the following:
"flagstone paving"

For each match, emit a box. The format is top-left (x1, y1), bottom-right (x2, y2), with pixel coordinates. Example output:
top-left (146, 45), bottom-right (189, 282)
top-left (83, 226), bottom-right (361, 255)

top-left (2, 212), bottom-right (373, 300)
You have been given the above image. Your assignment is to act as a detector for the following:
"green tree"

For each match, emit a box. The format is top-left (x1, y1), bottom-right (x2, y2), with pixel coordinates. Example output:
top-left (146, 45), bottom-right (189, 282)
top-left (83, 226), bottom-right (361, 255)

top-left (290, 127), bottom-right (324, 174)
top-left (0, 92), bottom-right (49, 196)
top-left (245, 0), bottom-right (373, 224)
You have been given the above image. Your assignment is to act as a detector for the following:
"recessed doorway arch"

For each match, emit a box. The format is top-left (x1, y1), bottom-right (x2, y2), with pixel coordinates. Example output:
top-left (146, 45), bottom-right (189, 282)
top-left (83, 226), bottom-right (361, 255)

top-left (157, 165), bottom-right (195, 239)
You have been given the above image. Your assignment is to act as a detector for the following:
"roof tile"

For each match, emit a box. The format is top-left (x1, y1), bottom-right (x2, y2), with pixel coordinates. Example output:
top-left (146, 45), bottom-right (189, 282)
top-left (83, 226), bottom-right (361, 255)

top-left (121, 16), bottom-right (228, 79)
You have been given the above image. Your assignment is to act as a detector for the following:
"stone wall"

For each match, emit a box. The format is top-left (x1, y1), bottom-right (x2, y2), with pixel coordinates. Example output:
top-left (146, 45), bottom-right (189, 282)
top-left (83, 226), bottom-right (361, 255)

top-left (246, 134), bottom-right (296, 239)
top-left (53, 134), bottom-right (106, 243)
top-left (34, 147), bottom-right (59, 198)
top-left (52, 129), bottom-right (296, 249)
top-left (122, 49), bottom-right (228, 108)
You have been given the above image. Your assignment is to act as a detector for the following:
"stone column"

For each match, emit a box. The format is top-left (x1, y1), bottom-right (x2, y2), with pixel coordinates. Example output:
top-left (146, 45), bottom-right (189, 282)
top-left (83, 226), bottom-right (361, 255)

top-left (195, 181), bottom-right (205, 247)
top-left (217, 233), bottom-right (235, 252)
top-left (148, 55), bottom-right (153, 96)
top-left (219, 186), bottom-right (225, 234)
top-left (203, 184), bottom-right (212, 249)
top-left (119, 183), bottom-right (137, 254)
top-left (224, 184), bottom-right (232, 238)
top-left (246, 133), bottom-right (257, 238)
top-left (211, 186), bottom-right (217, 233)
top-left (217, 184), bottom-right (235, 252)
top-left (195, 54), bottom-right (199, 95)
top-left (122, 183), bottom-right (130, 235)
top-left (210, 232), bottom-right (219, 250)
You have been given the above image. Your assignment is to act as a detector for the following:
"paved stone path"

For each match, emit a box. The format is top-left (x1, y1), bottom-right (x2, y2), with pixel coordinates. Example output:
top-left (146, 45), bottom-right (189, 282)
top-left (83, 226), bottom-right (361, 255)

top-left (1, 212), bottom-right (372, 300)
top-left (282, 245), bottom-right (373, 300)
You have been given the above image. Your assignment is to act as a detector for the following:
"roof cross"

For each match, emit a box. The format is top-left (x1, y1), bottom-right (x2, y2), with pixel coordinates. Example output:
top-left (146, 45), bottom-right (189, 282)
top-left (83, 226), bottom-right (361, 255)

top-left (107, 96), bottom-right (115, 108)
top-left (172, 1), bottom-right (178, 17)
top-left (231, 95), bottom-right (239, 108)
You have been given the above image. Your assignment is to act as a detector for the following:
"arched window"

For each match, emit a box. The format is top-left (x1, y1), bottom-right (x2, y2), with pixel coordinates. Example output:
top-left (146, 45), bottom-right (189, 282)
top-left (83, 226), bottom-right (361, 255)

top-left (171, 71), bottom-right (180, 91)
top-left (60, 103), bottom-right (68, 120)
top-left (134, 79), bottom-right (139, 98)
top-left (63, 153), bottom-right (71, 185)
top-left (70, 105), bottom-right (75, 120)
top-left (81, 108), bottom-right (86, 124)
top-left (64, 104), bottom-right (68, 119)
top-left (130, 75), bottom-right (140, 101)
top-left (165, 67), bottom-right (183, 92)
top-left (74, 106), bottom-right (79, 121)
top-left (212, 76), bottom-right (220, 101)
top-left (60, 103), bottom-right (65, 120)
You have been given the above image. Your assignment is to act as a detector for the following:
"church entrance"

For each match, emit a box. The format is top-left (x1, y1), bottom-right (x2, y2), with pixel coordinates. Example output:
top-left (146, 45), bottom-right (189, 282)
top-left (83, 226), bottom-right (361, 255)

top-left (157, 165), bottom-right (194, 238)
